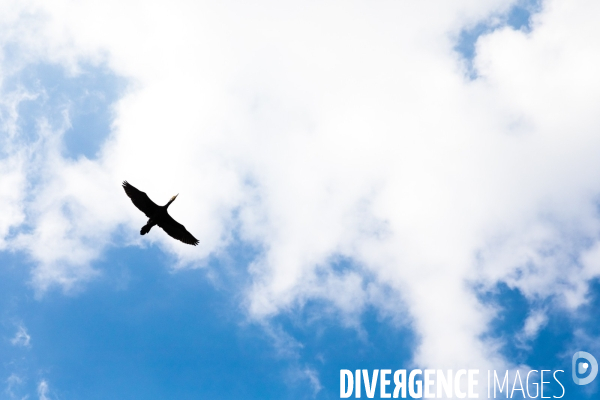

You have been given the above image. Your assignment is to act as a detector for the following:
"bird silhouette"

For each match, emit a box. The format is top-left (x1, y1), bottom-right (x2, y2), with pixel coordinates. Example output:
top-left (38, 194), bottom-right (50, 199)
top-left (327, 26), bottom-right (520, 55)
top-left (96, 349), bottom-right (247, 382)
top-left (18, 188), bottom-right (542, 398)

top-left (122, 181), bottom-right (199, 246)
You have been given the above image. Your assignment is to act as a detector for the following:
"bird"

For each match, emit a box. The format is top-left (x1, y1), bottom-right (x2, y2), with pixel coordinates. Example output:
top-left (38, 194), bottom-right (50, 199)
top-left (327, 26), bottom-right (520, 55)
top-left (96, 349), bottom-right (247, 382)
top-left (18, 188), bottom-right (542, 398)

top-left (122, 181), bottom-right (199, 246)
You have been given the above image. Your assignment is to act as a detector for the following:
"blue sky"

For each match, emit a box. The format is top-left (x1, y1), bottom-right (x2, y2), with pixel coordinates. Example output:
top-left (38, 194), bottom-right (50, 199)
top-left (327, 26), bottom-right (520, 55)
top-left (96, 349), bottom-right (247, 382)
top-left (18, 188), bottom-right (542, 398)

top-left (0, 231), bottom-right (415, 398)
top-left (2, 0), bottom-right (600, 399)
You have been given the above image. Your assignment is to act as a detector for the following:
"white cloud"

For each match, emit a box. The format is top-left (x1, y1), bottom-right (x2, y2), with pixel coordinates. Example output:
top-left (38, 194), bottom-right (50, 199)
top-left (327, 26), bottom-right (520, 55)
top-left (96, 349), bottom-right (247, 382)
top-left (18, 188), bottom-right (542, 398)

top-left (512, 308), bottom-right (549, 351)
top-left (4, 374), bottom-right (26, 400)
top-left (10, 325), bottom-right (31, 347)
top-left (37, 380), bottom-right (49, 400)
top-left (298, 367), bottom-right (323, 397)
top-left (1, 0), bottom-right (600, 377)
top-left (522, 310), bottom-right (548, 339)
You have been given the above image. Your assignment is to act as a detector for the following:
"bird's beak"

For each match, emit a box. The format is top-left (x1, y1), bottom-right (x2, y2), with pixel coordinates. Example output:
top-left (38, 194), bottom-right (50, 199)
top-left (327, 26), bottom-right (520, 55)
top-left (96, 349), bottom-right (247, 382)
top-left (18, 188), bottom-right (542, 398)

top-left (172, 194), bottom-right (179, 201)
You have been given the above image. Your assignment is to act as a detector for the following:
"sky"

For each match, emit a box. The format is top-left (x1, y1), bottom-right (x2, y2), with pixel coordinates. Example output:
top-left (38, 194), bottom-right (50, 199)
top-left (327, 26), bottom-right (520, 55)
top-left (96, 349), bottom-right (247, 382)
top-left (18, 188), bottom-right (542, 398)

top-left (1, 0), bottom-right (600, 399)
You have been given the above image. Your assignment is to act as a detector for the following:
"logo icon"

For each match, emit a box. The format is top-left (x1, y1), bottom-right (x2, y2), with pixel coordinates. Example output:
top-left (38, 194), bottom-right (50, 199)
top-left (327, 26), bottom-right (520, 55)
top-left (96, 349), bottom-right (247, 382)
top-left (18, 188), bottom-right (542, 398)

top-left (572, 351), bottom-right (598, 385)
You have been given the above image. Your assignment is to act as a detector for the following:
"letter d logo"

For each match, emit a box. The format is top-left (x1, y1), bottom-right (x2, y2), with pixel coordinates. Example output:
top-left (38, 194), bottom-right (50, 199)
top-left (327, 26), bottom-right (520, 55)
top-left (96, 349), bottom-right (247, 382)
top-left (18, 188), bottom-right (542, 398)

top-left (572, 351), bottom-right (598, 385)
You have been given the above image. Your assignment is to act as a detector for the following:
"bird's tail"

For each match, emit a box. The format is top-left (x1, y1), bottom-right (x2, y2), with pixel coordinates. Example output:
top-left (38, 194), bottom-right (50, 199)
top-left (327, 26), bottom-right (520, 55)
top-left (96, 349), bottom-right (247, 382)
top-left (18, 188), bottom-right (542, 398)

top-left (140, 223), bottom-right (152, 235)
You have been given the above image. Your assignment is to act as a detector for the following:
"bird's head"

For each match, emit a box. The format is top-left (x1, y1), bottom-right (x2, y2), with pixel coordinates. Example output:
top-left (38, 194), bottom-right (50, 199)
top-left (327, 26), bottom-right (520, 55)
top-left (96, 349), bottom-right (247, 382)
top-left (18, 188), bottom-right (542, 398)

top-left (166, 193), bottom-right (179, 207)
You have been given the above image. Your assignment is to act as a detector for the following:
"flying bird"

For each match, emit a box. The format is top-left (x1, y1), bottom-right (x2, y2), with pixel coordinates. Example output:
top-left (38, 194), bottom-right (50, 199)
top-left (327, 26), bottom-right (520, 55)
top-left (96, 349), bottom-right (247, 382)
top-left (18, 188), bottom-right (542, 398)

top-left (122, 181), bottom-right (199, 246)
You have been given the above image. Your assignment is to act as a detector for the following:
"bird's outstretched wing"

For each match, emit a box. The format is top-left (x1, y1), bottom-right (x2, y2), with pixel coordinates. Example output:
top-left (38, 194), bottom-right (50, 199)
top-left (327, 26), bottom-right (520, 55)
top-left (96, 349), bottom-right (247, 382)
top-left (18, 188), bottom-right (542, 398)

top-left (157, 212), bottom-right (200, 246)
top-left (122, 181), bottom-right (159, 218)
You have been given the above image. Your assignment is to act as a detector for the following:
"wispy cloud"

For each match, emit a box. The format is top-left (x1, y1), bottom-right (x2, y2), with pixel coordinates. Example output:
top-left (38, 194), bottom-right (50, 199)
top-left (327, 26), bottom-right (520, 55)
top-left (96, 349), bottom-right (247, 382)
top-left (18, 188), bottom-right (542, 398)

top-left (10, 325), bottom-right (31, 347)
top-left (37, 380), bottom-right (49, 400)
top-left (522, 309), bottom-right (548, 340)
top-left (4, 374), bottom-right (25, 399)
top-left (301, 367), bottom-right (323, 397)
